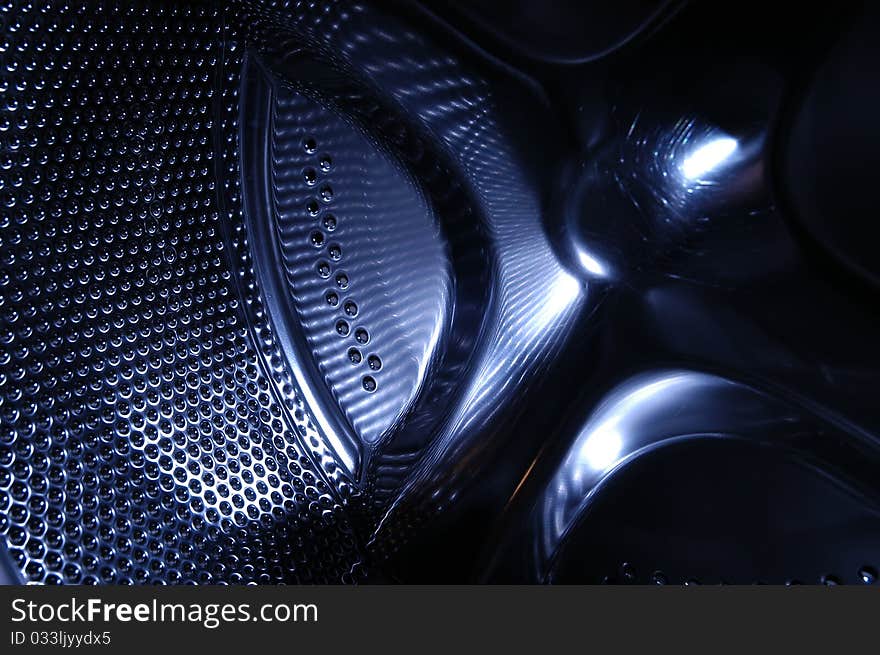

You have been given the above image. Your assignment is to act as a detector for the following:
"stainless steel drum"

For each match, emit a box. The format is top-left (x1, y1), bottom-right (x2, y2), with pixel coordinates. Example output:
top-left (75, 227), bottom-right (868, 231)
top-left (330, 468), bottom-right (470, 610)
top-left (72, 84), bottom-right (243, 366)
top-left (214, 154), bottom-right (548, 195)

top-left (1, 0), bottom-right (879, 584)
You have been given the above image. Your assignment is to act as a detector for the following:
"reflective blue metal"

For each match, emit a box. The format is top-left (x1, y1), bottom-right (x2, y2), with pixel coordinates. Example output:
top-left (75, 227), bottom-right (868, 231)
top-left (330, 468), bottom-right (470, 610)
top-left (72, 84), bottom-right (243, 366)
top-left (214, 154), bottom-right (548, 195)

top-left (0, 0), bottom-right (878, 585)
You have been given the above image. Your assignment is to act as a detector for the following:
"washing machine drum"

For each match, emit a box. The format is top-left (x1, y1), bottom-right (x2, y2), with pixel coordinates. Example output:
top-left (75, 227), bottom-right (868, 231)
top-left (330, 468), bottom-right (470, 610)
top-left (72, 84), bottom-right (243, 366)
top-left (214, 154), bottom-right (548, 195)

top-left (2, 0), bottom-right (880, 585)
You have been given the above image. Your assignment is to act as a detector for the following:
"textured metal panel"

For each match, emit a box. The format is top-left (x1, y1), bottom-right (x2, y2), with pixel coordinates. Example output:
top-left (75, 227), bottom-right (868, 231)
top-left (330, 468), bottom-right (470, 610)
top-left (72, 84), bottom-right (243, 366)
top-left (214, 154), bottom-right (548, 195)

top-left (0, 0), bottom-right (366, 584)
top-left (267, 68), bottom-right (450, 448)
top-left (2, 0), bottom-right (879, 586)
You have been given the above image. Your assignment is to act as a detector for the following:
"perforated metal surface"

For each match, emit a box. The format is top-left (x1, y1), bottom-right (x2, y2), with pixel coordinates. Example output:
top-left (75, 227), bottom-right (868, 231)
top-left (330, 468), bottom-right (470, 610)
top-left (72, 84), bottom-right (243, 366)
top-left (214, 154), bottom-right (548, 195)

top-left (0, 0), bottom-right (587, 583)
top-left (0, 0), bottom-right (367, 584)
top-left (5, 0), bottom-right (879, 587)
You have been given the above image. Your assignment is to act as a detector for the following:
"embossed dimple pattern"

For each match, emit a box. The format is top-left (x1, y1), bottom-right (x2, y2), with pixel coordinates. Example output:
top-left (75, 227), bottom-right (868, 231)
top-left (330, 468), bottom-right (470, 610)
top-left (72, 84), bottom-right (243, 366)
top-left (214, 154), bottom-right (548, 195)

top-left (267, 82), bottom-right (450, 446)
top-left (0, 1), bottom-right (365, 584)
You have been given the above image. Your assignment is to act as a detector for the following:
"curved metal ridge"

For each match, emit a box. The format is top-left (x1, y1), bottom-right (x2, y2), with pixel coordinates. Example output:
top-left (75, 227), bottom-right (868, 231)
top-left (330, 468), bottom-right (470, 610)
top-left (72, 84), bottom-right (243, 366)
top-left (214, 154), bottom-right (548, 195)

top-left (483, 370), bottom-right (880, 582)
top-left (2, 0), bottom-right (879, 585)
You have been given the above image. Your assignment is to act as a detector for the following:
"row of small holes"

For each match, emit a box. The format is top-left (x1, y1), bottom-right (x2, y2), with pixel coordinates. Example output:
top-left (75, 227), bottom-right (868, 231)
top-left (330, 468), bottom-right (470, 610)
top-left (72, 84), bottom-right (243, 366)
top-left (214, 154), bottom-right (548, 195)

top-left (605, 562), bottom-right (880, 585)
top-left (302, 137), bottom-right (381, 393)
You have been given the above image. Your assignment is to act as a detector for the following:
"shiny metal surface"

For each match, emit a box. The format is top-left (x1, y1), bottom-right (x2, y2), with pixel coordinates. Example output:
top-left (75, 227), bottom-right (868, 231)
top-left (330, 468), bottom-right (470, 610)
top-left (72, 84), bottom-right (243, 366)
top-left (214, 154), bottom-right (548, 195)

top-left (235, 4), bottom-right (587, 532)
top-left (0, 0), bottom-right (368, 585)
top-left (1, 0), bottom-right (879, 584)
top-left (241, 53), bottom-right (454, 468)
top-left (483, 370), bottom-right (880, 582)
